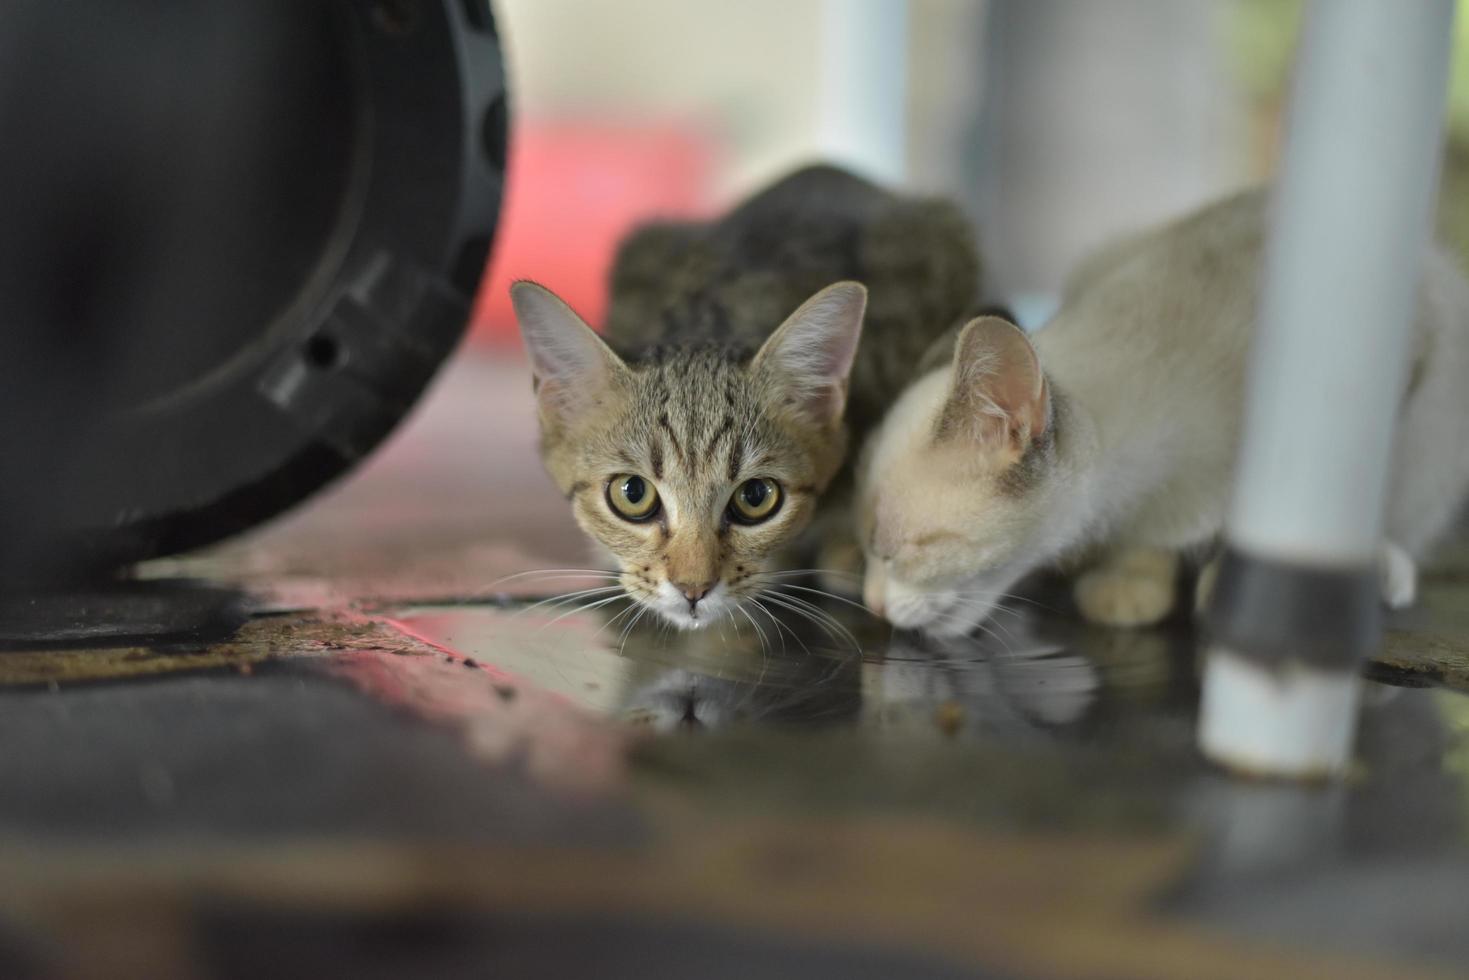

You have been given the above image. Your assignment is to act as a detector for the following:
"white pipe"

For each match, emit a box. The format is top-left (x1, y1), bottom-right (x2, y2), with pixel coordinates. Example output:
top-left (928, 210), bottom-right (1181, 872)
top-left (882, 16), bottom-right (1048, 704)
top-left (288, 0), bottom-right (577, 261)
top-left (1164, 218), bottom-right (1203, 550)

top-left (1200, 651), bottom-right (1362, 777)
top-left (1227, 0), bottom-right (1456, 566)
top-left (1200, 0), bottom-right (1456, 778)
top-left (816, 0), bottom-right (908, 186)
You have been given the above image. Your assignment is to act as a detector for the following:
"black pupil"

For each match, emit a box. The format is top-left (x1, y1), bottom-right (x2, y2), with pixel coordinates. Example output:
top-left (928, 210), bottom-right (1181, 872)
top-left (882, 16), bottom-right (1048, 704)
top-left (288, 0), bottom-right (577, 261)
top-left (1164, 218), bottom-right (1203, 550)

top-left (623, 477), bottom-right (646, 504)
top-left (741, 480), bottom-right (767, 509)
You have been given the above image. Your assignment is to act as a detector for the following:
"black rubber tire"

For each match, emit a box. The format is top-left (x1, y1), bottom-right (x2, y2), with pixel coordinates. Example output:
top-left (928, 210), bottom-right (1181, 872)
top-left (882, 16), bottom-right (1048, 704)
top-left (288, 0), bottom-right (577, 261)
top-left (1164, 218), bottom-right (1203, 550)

top-left (0, 0), bottom-right (509, 579)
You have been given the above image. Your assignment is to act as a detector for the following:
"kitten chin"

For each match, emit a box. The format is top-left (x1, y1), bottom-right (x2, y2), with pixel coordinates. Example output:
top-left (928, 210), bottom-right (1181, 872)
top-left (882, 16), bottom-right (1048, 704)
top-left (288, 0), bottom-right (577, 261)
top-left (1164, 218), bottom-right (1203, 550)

top-left (645, 579), bottom-right (738, 631)
top-left (870, 552), bottom-right (1037, 638)
top-left (885, 592), bottom-right (995, 638)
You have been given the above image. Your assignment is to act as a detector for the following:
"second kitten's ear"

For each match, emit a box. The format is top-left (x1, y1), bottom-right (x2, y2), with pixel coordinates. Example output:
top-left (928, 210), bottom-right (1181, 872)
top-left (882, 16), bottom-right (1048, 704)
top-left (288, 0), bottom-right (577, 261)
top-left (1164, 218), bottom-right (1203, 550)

top-left (510, 281), bottom-right (627, 431)
top-left (752, 281), bottom-right (867, 428)
top-left (940, 316), bottom-right (1049, 455)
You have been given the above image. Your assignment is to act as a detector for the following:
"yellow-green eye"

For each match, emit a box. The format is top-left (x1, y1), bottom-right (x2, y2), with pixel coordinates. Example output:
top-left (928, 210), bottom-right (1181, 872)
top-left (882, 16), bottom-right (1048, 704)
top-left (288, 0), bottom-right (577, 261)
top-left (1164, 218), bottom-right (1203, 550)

top-left (607, 474), bottom-right (659, 521)
top-left (729, 478), bottom-right (782, 524)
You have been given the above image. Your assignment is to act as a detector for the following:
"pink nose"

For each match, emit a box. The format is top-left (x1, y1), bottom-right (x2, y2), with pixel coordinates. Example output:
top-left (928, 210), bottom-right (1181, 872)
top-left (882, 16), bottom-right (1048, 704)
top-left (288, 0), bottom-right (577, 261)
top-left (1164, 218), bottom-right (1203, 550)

top-left (674, 580), bottom-right (714, 605)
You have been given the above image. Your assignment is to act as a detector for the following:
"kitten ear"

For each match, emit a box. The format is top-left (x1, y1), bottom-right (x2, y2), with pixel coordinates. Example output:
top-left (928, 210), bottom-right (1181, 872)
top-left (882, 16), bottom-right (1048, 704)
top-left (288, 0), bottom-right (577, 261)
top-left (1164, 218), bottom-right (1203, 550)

top-left (752, 281), bottom-right (867, 428)
top-left (510, 280), bottom-right (627, 430)
top-left (940, 316), bottom-right (1049, 454)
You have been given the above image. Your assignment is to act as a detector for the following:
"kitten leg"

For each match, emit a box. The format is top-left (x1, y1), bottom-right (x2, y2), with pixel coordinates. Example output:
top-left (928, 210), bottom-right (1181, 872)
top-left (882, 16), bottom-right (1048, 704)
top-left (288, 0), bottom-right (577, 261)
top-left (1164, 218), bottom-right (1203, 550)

top-left (1074, 548), bottom-right (1179, 628)
top-left (1380, 540), bottom-right (1418, 610)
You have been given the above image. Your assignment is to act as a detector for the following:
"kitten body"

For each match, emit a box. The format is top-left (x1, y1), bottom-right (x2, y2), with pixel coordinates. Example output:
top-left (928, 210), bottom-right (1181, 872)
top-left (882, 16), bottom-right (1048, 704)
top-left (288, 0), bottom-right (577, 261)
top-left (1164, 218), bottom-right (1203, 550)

top-left (859, 189), bottom-right (1469, 636)
top-left (513, 165), bottom-right (982, 630)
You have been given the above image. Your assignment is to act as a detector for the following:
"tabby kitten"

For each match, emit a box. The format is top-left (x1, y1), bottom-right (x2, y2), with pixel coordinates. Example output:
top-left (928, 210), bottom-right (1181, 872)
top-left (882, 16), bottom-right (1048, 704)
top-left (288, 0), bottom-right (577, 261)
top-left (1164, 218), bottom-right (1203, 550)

top-left (858, 189), bottom-right (1469, 637)
top-left (513, 165), bottom-right (982, 630)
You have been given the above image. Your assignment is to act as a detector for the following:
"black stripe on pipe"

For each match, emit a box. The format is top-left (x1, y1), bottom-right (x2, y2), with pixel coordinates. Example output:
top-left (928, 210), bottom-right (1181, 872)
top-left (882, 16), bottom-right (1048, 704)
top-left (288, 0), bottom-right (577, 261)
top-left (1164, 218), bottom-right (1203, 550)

top-left (1204, 546), bottom-right (1380, 669)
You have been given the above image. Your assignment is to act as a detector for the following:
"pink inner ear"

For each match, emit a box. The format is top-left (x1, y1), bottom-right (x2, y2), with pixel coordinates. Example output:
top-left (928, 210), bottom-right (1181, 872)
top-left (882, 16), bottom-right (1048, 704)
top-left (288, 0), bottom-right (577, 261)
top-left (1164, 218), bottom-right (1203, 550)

top-left (986, 353), bottom-right (1048, 440)
top-left (948, 317), bottom-right (1048, 449)
top-left (754, 282), bottom-right (866, 427)
top-left (786, 379), bottom-right (846, 426)
top-left (510, 281), bottom-right (631, 431)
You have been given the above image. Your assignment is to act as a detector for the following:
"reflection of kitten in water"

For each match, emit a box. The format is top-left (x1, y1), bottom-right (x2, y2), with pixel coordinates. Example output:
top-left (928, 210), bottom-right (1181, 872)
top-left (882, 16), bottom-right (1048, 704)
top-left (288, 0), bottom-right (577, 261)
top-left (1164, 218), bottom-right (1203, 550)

top-left (616, 625), bottom-right (864, 733)
top-left (863, 632), bottom-right (1099, 739)
top-left (615, 603), bottom-right (1099, 736)
top-left (620, 666), bottom-right (858, 733)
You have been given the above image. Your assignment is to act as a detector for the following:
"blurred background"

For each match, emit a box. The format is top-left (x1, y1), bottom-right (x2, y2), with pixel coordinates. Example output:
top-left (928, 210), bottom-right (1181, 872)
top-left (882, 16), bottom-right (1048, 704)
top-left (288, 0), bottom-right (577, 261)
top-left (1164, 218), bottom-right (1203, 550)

top-left (156, 0), bottom-right (1469, 591)
top-left (471, 0), bottom-right (1469, 343)
top-left (14, 0), bottom-right (1469, 576)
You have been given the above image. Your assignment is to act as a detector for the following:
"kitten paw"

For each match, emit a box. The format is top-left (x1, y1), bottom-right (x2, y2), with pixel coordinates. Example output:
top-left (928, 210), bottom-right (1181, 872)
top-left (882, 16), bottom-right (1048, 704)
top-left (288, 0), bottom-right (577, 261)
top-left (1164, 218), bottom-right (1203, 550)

top-left (1074, 552), bottom-right (1177, 628)
top-left (1380, 542), bottom-right (1418, 610)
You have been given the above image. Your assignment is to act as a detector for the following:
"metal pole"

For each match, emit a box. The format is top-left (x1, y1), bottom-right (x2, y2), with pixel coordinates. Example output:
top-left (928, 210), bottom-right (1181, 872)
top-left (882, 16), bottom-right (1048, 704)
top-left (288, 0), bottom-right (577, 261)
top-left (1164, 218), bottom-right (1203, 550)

top-left (816, 0), bottom-right (908, 185)
top-left (1199, 0), bottom-right (1456, 777)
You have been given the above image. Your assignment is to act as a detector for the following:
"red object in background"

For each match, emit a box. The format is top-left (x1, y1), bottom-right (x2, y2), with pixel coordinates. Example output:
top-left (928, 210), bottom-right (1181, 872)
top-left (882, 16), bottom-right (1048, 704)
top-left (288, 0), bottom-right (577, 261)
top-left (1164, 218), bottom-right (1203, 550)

top-left (469, 121), bottom-right (718, 346)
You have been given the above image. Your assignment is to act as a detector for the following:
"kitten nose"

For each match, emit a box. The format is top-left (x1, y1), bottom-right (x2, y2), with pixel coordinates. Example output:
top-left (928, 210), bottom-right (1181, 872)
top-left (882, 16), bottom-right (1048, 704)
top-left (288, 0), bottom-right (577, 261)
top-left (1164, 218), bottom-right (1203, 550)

top-left (674, 580), bottom-right (715, 605)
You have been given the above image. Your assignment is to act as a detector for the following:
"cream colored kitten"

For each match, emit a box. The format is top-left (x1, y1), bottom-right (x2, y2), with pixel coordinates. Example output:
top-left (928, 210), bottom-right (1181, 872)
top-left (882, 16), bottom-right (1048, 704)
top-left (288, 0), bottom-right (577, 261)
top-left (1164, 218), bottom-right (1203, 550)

top-left (857, 189), bottom-right (1469, 637)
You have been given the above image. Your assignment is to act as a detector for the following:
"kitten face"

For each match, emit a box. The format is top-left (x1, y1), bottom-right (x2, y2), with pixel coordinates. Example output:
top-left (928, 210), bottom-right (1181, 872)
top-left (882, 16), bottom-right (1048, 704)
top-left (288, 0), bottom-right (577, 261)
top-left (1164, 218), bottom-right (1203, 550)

top-left (513, 281), bottom-right (866, 630)
top-left (857, 317), bottom-right (1056, 637)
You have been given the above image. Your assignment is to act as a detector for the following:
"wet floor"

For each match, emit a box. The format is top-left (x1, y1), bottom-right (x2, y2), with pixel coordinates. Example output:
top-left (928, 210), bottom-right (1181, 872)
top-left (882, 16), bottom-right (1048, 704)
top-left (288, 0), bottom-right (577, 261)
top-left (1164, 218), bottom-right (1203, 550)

top-left (374, 581), bottom-right (1469, 972)
top-left (6, 572), bottom-right (1468, 977)
top-left (394, 577), bottom-right (1164, 737)
top-left (3, 355), bottom-right (1468, 979)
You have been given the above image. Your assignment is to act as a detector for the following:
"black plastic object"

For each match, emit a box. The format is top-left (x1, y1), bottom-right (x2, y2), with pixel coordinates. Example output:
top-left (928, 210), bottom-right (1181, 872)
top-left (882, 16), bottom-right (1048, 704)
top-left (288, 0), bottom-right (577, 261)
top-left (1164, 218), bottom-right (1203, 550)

top-left (1204, 546), bottom-right (1381, 668)
top-left (0, 0), bottom-right (508, 580)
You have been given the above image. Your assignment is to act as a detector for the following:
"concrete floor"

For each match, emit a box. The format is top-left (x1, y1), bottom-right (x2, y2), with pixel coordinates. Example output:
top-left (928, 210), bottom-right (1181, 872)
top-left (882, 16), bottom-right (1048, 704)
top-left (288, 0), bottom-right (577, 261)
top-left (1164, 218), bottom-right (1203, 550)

top-left (3, 353), bottom-right (1468, 979)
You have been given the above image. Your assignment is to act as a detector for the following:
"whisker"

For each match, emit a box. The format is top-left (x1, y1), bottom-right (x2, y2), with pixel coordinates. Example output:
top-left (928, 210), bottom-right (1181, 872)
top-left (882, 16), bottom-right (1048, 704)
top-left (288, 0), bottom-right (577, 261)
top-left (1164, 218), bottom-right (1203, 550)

top-left (920, 609), bottom-right (1015, 654)
top-left (481, 568), bottom-right (618, 591)
top-left (737, 603), bottom-right (774, 659)
top-left (757, 593), bottom-right (829, 638)
top-left (593, 598), bottom-right (643, 641)
top-left (750, 598), bottom-right (807, 657)
top-left (726, 610), bottom-right (769, 705)
top-left (759, 593), bottom-right (859, 652)
top-left (946, 602), bottom-right (1032, 639)
top-left (758, 568), bottom-right (863, 582)
top-left (761, 581), bottom-right (873, 616)
top-left (748, 612), bottom-right (776, 696)
top-left (973, 619), bottom-right (1015, 654)
top-left (520, 584), bottom-right (624, 606)
top-left (617, 604), bottom-right (651, 655)
top-left (982, 613), bottom-right (1020, 645)
top-left (769, 590), bottom-right (862, 646)
top-left (937, 596), bottom-right (1023, 631)
top-left (511, 586), bottom-right (625, 620)
top-left (726, 610), bottom-right (782, 719)
top-left (534, 593), bottom-right (629, 633)
top-left (948, 590), bottom-right (1062, 615)
top-left (749, 598), bottom-right (804, 656)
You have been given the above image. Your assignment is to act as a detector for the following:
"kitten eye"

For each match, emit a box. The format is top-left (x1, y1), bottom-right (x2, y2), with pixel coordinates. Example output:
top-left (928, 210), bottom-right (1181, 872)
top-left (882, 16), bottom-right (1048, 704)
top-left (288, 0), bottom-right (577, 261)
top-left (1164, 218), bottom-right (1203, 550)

top-left (728, 477), bottom-right (782, 524)
top-left (607, 474), bottom-right (660, 521)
